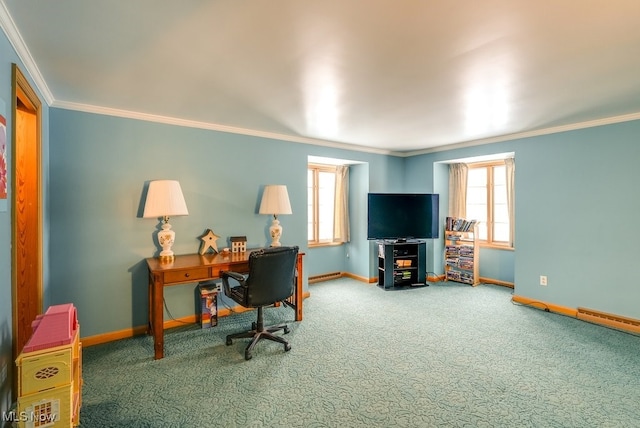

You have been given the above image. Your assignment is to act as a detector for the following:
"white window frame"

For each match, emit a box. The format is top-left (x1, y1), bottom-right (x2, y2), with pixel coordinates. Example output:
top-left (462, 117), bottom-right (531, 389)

top-left (308, 163), bottom-right (340, 247)
top-left (466, 160), bottom-right (512, 249)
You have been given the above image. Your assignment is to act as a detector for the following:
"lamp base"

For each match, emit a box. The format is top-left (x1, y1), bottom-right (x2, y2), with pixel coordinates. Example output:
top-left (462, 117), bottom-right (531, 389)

top-left (269, 218), bottom-right (283, 247)
top-left (158, 221), bottom-right (176, 258)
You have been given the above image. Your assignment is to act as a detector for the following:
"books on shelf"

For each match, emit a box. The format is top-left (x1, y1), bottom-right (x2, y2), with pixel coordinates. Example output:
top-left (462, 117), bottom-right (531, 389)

top-left (445, 217), bottom-right (478, 232)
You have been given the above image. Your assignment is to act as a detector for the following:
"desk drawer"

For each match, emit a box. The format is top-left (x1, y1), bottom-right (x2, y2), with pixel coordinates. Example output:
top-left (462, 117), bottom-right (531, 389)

top-left (164, 267), bottom-right (210, 284)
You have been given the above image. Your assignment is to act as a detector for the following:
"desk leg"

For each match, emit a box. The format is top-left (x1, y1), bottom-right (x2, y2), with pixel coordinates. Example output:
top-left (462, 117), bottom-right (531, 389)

top-left (295, 254), bottom-right (304, 321)
top-left (147, 274), bottom-right (153, 335)
top-left (150, 273), bottom-right (165, 359)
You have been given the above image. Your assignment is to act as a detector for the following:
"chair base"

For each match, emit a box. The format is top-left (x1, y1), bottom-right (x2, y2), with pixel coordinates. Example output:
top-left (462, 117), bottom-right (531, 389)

top-left (226, 306), bottom-right (291, 360)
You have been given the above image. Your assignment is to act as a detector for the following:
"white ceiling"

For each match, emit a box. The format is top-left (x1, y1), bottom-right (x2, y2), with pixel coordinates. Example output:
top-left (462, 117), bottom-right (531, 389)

top-left (2, 0), bottom-right (640, 155)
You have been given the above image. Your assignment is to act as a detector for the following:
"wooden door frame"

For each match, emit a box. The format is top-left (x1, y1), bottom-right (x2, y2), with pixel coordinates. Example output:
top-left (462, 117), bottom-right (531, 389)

top-left (11, 64), bottom-right (43, 369)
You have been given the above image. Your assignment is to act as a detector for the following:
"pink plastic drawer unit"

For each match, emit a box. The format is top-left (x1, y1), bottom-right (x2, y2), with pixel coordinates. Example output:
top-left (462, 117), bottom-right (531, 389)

top-left (23, 303), bottom-right (78, 353)
top-left (16, 303), bottom-right (82, 427)
top-left (17, 383), bottom-right (75, 428)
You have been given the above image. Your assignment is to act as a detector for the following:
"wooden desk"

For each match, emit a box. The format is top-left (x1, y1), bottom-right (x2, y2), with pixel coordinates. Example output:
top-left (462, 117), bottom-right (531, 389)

top-left (146, 250), bottom-right (305, 360)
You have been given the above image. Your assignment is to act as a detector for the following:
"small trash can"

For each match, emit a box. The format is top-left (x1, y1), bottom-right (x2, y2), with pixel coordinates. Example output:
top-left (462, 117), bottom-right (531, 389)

top-left (198, 281), bottom-right (218, 328)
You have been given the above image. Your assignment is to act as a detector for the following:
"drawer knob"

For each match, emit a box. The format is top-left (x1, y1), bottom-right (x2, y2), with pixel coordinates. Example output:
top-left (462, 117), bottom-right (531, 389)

top-left (184, 273), bottom-right (190, 278)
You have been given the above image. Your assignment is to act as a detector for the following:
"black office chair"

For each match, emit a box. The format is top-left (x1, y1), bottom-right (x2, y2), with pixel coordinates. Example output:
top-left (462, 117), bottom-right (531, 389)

top-left (221, 246), bottom-right (299, 360)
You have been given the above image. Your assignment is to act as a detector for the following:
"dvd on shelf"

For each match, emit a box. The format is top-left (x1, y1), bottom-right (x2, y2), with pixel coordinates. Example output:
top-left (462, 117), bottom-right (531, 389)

top-left (445, 216), bottom-right (479, 232)
top-left (444, 217), bottom-right (479, 286)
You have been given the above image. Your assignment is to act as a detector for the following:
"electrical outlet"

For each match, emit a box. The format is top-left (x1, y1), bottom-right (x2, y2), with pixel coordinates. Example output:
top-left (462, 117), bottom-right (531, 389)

top-left (540, 275), bottom-right (548, 286)
top-left (215, 282), bottom-right (222, 293)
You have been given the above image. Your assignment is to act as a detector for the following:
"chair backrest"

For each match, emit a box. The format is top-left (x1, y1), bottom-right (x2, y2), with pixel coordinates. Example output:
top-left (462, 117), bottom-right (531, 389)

top-left (245, 246), bottom-right (299, 307)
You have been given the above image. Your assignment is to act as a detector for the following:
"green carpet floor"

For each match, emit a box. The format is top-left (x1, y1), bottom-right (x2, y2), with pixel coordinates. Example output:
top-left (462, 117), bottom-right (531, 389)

top-left (80, 279), bottom-right (640, 427)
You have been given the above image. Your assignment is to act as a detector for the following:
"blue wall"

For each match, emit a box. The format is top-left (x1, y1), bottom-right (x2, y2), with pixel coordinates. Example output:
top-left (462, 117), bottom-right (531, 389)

top-left (405, 123), bottom-right (640, 320)
top-left (48, 109), bottom-right (404, 338)
top-left (514, 125), bottom-right (640, 317)
top-left (50, 103), bottom-right (640, 338)
top-left (46, 108), bottom-right (640, 342)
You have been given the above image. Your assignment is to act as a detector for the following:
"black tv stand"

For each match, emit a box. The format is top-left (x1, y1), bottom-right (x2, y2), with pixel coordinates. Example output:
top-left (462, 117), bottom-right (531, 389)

top-left (377, 240), bottom-right (427, 290)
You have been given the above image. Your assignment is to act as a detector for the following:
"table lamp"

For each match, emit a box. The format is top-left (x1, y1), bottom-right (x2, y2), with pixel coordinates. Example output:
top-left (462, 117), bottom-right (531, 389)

top-left (143, 180), bottom-right (189, 260)
top-left (259, 184), bottom-right (292, 247)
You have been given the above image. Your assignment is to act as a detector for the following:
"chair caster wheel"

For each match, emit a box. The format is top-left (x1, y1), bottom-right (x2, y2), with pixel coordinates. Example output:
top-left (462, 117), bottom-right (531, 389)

top-left (284, 326), bottom-right (290, 334)
top-left (226, 337), bottom-right (233, 346)
top-left (245, 351), bottom-right (252, 360)
top-left (284, 343), bottom-right (291, 352)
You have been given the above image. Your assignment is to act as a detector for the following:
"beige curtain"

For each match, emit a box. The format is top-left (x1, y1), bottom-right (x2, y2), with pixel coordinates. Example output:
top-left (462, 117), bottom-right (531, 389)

top-left (505, 157), bottom-right (515, 247)
top-left (448, 163), bottom-right (468, 218)
top-left (333, 165), bottom-right (350, 243)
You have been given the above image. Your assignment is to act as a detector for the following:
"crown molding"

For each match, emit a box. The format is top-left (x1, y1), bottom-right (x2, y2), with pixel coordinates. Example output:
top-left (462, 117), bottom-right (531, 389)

top-left (403, 111), bottom-right (640, 157)
top-left (48, 100), bottom-right (640, 159)
top-left (0, 1), bottom-right (54, 104)
top-left (51, 99), bottom-right (399, 156)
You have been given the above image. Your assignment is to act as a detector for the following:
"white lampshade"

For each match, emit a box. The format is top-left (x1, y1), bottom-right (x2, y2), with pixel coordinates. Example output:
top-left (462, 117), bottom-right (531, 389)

top-left (143, 180), bottom-right (189, 218)
top-left (259, 185), bottom-right (292, 215)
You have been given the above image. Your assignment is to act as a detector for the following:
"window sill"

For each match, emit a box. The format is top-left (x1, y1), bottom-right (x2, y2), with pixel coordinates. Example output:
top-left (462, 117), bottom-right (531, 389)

top-left (308, 241), bottom-right (344, 248)
top-left (479, 243), bottom-right (514, 251)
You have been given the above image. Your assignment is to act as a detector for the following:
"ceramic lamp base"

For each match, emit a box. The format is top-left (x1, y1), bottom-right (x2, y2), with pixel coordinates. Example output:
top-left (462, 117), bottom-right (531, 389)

top-left (158, 222), bottom-right (176, 258)
top-left (269, 218), bottom-right (283, 247)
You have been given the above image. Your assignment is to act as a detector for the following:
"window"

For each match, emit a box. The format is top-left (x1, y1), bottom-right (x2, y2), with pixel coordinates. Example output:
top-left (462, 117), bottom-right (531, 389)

top-left (308, 164), bottom-right (336, 245)
top-left (466, 161), bottom-right (511, 247)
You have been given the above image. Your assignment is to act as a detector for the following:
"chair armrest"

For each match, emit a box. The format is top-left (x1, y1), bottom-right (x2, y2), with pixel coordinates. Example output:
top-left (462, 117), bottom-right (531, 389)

top-left (221, 271), bottom-right (246, 295)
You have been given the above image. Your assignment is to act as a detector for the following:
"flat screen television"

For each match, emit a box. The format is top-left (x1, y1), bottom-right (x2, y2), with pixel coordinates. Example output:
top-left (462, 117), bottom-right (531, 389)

top-left (367, 193), bottom-right (439, 241)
